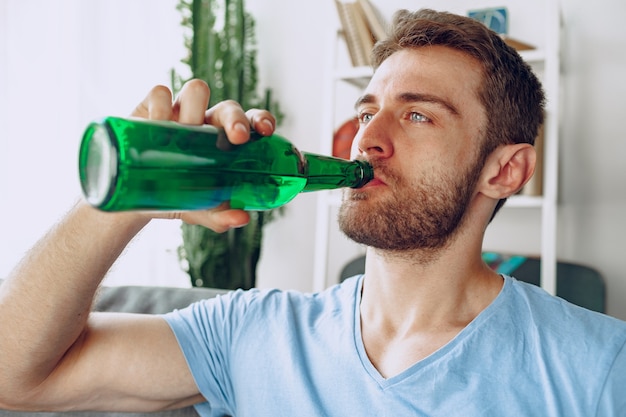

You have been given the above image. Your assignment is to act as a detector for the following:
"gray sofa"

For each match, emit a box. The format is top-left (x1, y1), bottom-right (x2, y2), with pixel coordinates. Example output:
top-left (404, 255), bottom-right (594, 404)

top-left (0, 283), bottom-right (228, 417)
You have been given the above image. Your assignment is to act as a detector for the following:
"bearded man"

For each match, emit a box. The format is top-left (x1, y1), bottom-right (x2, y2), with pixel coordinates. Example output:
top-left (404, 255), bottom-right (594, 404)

top-left (1, 9), bottom-right (625, 417)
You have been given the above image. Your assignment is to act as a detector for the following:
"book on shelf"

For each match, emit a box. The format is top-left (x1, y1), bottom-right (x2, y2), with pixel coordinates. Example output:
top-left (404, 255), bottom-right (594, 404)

top-left (334, 0), bottom-right (368, 67)
top-left (356, 0), bottom-right (388, 41)
top-left (350, 2), bottom-right (375, 64)
top-left (334, 0), bottom-right (388, 67)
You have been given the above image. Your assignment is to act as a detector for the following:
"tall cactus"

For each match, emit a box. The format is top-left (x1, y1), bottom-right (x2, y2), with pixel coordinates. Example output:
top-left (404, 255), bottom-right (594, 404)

top-left (172, 0), bottom-right (282, 289)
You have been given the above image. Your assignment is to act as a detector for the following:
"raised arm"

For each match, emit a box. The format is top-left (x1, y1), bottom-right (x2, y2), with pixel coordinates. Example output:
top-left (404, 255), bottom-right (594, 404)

top-left (0, 79), bottom-right (275, 411)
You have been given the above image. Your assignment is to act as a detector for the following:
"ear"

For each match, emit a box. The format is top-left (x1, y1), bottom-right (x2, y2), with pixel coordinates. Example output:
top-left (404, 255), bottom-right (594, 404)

top-left (479, 144), bottom-right (537, 199)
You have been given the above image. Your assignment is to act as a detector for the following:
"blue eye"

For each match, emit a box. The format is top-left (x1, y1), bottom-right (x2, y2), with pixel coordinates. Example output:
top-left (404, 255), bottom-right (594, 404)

top-left (409, 112), bottom-right (430, 123)
top-left (358, 112), bottom-right (373, 123)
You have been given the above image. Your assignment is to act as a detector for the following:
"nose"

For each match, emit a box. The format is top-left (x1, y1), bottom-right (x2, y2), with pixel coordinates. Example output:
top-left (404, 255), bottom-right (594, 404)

top-left (351, 114), bottom-right (393, 159)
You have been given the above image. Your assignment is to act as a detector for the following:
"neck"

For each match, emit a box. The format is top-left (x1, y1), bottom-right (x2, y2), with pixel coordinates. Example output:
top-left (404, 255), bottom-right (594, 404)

top-left (359, 195), bottom-right (504, 332)
top-left (355, 195), bottom-right (505, 378)
top-left (357, 243), bottom-right (503, 378)
top-left (359, 242), bottom-right (503, 334)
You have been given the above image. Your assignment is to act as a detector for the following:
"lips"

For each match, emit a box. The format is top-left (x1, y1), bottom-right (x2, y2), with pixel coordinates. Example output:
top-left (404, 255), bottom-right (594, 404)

top-left (358, 160), bottom-right (387, 188)
top-left (355, 157), bottom-right (391, 188)
top-left (362, 177), bottom-right (386, 187)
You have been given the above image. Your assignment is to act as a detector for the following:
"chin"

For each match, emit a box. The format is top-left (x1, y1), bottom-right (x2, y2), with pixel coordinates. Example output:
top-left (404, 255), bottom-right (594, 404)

top-left (344, 184), bottom-right (379, 201)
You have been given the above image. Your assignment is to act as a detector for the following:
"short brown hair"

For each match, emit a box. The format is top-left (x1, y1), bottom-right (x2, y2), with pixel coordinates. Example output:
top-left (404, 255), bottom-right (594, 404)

top-left (372, 9), bottom-right (546, 216)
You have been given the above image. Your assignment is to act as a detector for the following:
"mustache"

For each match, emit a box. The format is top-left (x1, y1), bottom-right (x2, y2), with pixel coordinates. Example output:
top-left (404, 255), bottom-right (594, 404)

top-left (357, 157), bottom-right (400, 185)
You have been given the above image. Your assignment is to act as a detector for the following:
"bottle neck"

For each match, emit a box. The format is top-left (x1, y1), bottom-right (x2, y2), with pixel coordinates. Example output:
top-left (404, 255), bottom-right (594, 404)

top-left (301, 153), bottom-right (373, 192)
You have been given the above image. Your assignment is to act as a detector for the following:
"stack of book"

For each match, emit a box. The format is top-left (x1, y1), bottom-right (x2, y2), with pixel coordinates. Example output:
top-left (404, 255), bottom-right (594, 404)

top-left (334, 0), bottom-right (388, 67)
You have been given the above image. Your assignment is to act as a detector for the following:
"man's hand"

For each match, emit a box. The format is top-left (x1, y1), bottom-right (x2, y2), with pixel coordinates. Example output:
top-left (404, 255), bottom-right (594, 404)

top-left (0, 80), bottom-right (277, 411)
top-left (132, 79), bottom-right (276, 232)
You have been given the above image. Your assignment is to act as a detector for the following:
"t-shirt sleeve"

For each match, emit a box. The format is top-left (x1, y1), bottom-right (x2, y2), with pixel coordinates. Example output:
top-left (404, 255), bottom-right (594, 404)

top-left (162, 289), bottom-right (255, 414)
top-left (596, 339), bottom-right (626, 416)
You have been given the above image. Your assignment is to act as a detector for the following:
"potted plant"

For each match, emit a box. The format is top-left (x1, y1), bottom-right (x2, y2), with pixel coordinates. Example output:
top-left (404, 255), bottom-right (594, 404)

top-left (172, 0), bottom-right (283, 289)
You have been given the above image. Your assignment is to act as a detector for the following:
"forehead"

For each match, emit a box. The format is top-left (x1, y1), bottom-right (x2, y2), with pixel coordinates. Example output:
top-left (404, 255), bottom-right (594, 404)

top-left (365, 46), bottom-right (485, 113)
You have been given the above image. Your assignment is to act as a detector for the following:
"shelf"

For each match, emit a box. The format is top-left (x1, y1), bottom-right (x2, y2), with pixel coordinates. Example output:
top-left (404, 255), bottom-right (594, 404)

top-left (334, 66), bottom-right (373, 88)
top-left (507, 195), bottom-right (544, 208)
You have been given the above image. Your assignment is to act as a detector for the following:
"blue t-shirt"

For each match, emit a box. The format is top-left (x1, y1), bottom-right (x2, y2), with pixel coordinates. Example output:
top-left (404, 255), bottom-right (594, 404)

top-left (163, 275), bottom-right (626, 416)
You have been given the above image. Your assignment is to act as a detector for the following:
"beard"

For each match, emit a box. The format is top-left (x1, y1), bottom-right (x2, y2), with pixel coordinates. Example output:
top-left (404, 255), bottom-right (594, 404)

top-left (338, 157), bottom-right (483, 254)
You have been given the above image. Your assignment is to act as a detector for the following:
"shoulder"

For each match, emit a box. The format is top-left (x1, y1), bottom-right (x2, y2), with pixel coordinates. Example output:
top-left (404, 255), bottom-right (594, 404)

top-left (503, 275), bottom-right (626, 358)
top-left (165, 275), bottom-right (362, 329)
top-left (507, 276), bottom-right (625, 329)
top-left (494, 277), bottom-right (626, 410)
top-left (225, 274), bottom-right (362, 319)
top-left (163, 277), bottom-right (363, 371)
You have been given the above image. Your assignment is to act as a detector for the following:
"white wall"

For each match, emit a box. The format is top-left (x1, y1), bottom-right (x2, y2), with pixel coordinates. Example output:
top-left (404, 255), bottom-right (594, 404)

top-left (0, 0), bottom-right (190, 287)
top-left (1, 1), bottom-right (625, 319)
top-left (557, 0), bottom-right (626, 318)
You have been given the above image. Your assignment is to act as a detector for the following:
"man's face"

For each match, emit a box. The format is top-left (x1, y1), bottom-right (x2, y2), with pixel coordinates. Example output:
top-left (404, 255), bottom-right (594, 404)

top-left (338, 46), bottom-right (488, 252)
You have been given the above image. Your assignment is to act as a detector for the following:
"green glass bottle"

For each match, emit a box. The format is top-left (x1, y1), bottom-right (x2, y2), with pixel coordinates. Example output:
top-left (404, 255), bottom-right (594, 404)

top-left (78, 116), bottom-right (373, 211)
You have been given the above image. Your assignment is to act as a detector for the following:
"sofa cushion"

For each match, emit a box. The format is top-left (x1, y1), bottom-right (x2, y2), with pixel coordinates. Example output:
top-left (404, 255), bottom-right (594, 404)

top-left (93, 285), bottom-right (227, 314)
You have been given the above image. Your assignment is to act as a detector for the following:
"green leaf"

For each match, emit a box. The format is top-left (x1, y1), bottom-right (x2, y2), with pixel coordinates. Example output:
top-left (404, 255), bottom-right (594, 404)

top-left (172, 0), bottom-right (283, 289)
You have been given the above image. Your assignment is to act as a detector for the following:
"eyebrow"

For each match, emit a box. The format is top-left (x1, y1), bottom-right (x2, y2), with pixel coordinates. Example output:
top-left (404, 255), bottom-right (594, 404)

top-left (354, 92), bottom-right (460, 117)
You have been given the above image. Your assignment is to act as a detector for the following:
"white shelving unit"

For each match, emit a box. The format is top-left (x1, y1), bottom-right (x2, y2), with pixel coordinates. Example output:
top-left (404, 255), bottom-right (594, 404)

top-left (313, 0), bottom-right (561, 294)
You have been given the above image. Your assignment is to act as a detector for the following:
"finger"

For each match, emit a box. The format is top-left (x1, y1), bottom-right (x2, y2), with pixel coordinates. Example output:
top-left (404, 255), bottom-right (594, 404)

top-left (204, 100), bottom-right (251, 145)
top-left (246, 109), bottom-right (276, 136)
top-left (172, 79), bottom-right (210, 125)
top-left (180, 204), bottom-right (251, 233)
top-left (131, 85), bottom-right (173, 120)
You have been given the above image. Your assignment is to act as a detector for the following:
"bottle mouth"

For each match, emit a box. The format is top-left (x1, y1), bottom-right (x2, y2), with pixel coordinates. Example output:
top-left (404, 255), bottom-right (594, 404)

top-left (79, 122), bottom-right (118, 207)
top-left (352, 159), bottom-right (374, 188)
